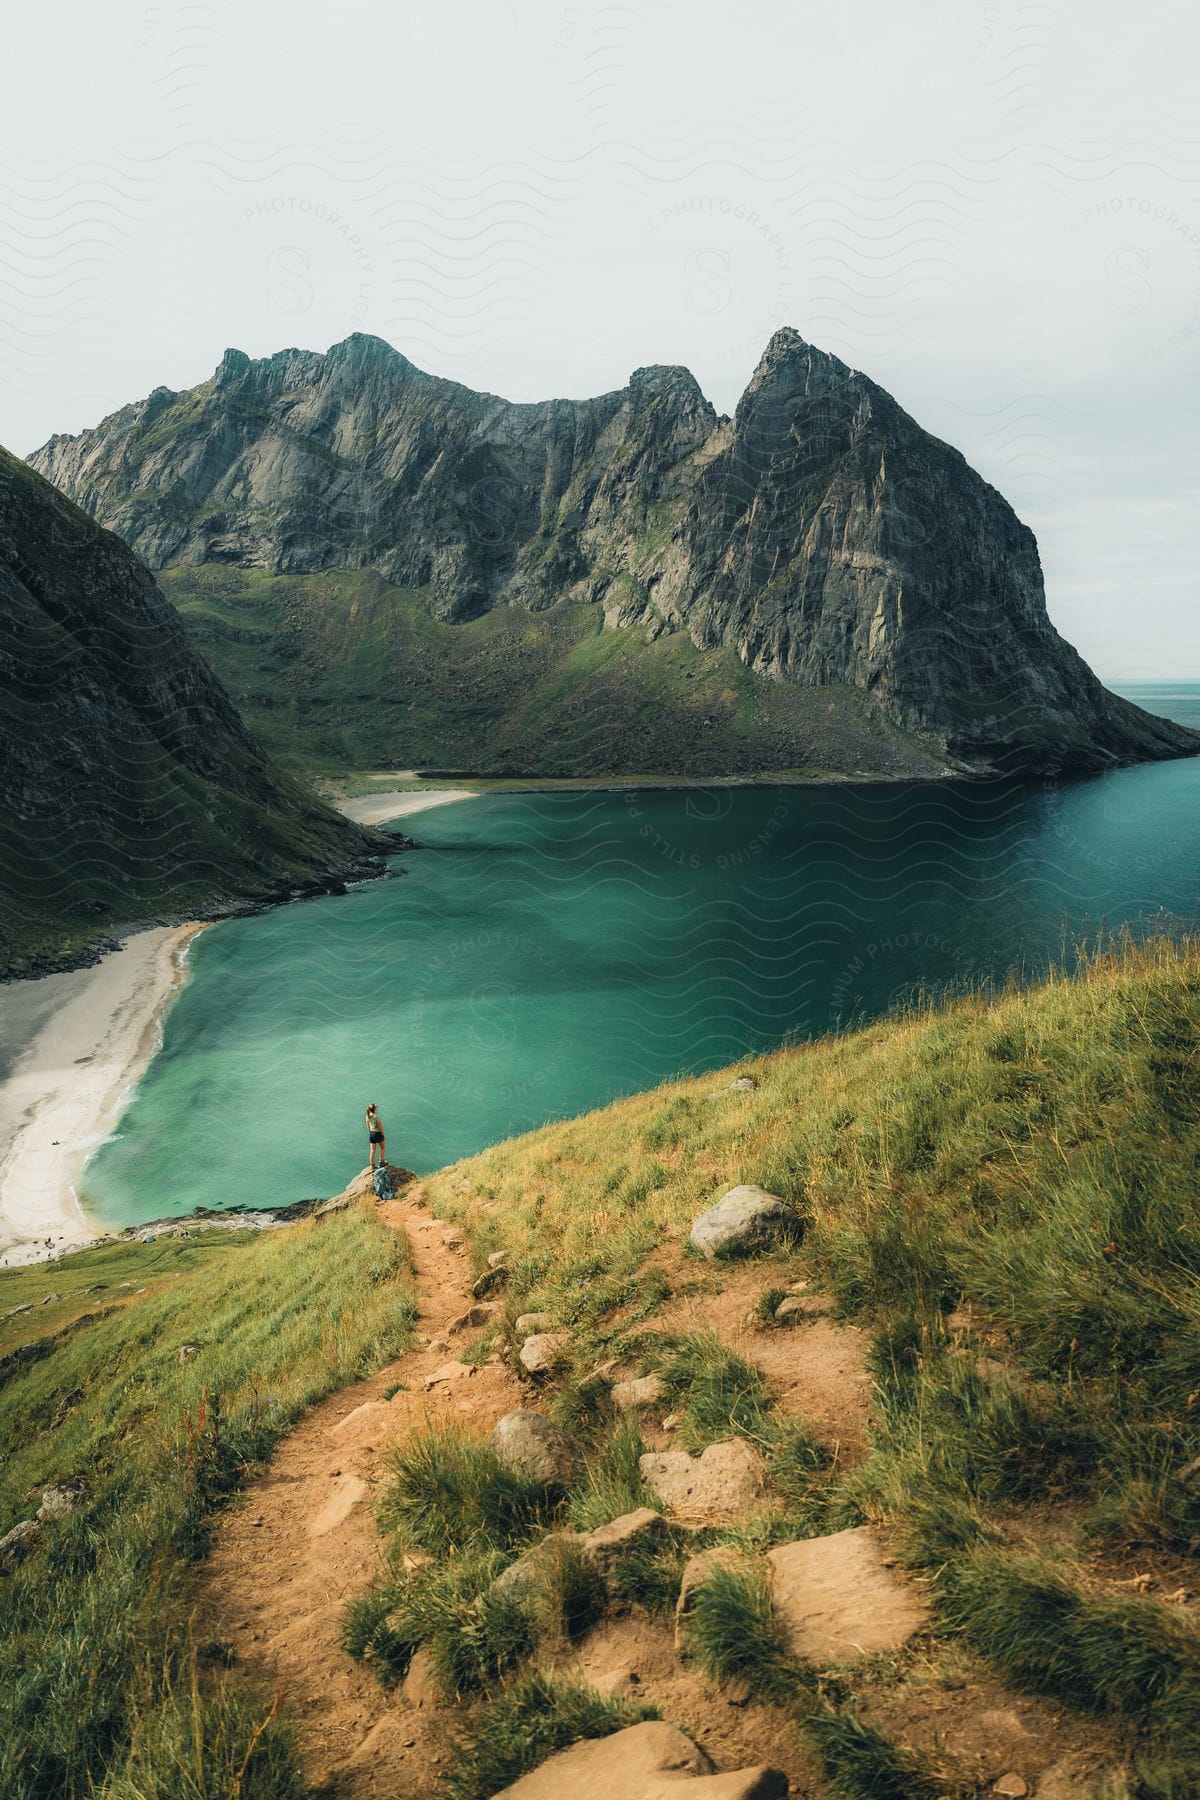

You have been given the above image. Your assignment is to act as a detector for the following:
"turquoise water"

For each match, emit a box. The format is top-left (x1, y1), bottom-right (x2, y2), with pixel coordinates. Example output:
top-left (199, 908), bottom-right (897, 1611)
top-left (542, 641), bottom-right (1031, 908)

top-left (83, 683), bottom-right (1200, 1227)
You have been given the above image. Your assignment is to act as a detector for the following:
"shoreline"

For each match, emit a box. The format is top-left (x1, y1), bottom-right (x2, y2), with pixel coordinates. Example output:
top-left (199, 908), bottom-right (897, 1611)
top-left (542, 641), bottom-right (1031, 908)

top-left (334, 786), bottom-right (477, 827)
top-left (0, 923), bottom-right (206, 1267)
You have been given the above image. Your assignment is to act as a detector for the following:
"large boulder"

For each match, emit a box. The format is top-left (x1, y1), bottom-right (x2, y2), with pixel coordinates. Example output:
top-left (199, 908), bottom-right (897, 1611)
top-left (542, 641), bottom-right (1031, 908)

top-left (491, 1720), bottom-right (788, 1797)
top-left (639, 1439), bottom-right (765, 1523)
top-left (492, 1409), bottom-right (581, 1485)
top-left (689, 1186), bottom-right (801, 1259)
top-left (766, 1526), bottom-right (930, 1660)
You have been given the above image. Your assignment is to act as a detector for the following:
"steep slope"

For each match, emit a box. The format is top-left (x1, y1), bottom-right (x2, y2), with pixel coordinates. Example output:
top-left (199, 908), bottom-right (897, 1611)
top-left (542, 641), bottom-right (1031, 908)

top-left (0, 448), bottom-right (384, 976)
top-left (29, 331), bottom-right (1199, 777)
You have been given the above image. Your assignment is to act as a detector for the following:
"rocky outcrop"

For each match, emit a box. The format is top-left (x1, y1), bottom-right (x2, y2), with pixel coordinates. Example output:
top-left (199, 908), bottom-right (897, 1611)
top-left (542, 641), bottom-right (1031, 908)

top-left (0, 447), bottom-right (386, 975)
top-left (28, 331), bottom-right (1200, 778)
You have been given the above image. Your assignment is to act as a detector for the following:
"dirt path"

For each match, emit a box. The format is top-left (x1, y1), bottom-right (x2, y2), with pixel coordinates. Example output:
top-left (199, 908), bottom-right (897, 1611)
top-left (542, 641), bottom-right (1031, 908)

top-left (200, 1189), bottom-right (522, 1799)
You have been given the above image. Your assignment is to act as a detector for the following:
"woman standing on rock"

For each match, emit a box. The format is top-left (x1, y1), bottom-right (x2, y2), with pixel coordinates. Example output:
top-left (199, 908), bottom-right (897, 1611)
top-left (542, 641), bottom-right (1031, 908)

top-left (365, 1103), bottom-right (386, 1170)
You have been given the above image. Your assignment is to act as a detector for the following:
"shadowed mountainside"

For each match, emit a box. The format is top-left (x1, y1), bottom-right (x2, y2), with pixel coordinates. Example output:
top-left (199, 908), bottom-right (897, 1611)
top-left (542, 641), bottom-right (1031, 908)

top-left (0, 448), bottom-right (385, 976)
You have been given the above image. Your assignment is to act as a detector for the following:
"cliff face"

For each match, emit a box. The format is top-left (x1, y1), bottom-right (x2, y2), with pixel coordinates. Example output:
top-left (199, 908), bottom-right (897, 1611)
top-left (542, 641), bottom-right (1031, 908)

top-left (29, 329), bottom-right (1199, 775)
top-left (0, 448), bottom-right (382, 976)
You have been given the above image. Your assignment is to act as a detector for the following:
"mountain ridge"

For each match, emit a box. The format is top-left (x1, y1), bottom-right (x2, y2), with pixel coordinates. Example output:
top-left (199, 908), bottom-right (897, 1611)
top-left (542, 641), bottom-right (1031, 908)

top-left (0, 447), bottom-right (388, 977)
top-left (29, 329), bottom-right (1200, 778)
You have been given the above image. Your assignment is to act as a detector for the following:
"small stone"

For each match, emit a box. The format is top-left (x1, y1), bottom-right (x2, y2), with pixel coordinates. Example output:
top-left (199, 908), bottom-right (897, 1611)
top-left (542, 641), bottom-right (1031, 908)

top-left (399, 1644), bottom-right (441, 1708)
top-left (576, 1508), bottom-right (667, 1575)
top-left (424, 1361), bottom-right (474, 1390)
top-left (37, 1485), bottom-right (78, 1521)
top-left (473, 1265), bottom-right (508, 1298)
top-left (689, 1185), bottom-right (802, 1259)
top-left (445, 1303), bottom-right (498, 1335)
top-left (663, 1412), bottom-right (680, 1431)
top-left (775, 1293), bottom-right (828, 1323)
top-left (728, 1077), bottom-right (757, 1090)
top-left (993, 1778), bottom-right (1028, 1799)
top-left (487, 1250), bottom-right (508, 1267)
top-left (767, 1526), bottom-right (931, 1660)
top-left (427, 1337), bottom-right (450, 1354)
top-left (586, 1359), bottom-right (622, 1383)
top-left (492, 1410), bottom-right (581, 1484)
top-left (39, 1293), bottom-right (62, 1305)
top-left (519, 1332), bottom-right (571, 1375)
top-left (515, 1311), bottom-right (555, 1335)
top-left (0, 1518), bottom-right (41, 1568)
top-left (610, 1374), bottom-right (669, 1412)
top-left (3, 1303), bottom-right (33, 1319)
top-left (178, 1345), bottom-right (199, 1361)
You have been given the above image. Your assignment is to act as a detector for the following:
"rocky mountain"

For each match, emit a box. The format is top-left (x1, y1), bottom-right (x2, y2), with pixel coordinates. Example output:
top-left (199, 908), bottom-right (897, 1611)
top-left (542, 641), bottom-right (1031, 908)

top-left (29, 330), bottom-right (1199, 777)
top-left (0, 448), bottom-right (384, 976)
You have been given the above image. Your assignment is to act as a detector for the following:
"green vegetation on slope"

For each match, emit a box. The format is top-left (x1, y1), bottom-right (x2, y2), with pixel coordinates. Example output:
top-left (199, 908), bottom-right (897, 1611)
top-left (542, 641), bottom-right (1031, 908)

top-left (0, 1211), bottom-right (416, 1800)
top-left (409, 936), bottom-right (1200, 1793)
top-left (161, 565), bottom-right (953, 780)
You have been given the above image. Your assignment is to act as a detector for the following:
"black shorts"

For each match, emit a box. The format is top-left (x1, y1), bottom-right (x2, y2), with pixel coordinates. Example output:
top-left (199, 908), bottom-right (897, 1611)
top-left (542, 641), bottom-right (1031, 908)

top-left (369, 1130), bottom-right (384, 1144)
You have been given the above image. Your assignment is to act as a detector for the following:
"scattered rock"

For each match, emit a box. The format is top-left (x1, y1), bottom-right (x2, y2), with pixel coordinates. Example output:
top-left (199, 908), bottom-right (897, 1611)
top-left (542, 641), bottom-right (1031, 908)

top-left (993, 1779), bottom-right (1028, 1799)
top-left (676, 1546), bottom-right (753, 1650)
top-left (445, 1302), bottom-right (499, 1335)
top-left (611, 1374), bottom-right (669, 1412)
top-left (774, 1293), bottom-right (829, 1324)
top-left (427, 1337), bottom-right (451, 1355)
top-left (399, 1644), bottom-right (441, 1708)
top-left (492, 1720), bottom-right (707, 1794)
top-left (493, 1535), bottom-right (568, 1601)
top-left (492, 1410), bottom-right (582, 1485)
top-left (0, 1518), bottom-right (41, 1568)
top-left (442, 1230), bottom-right (466, 1251)
top-left (587, 1358), bottom-right (622, 1383)
top-left (514, 1311), bottom-right (555, 1335)
top-left (330, 1400), bottom-right (392, 1438)
top-left (689, 1186), bottom-right (802, 1260)
top-left (424, 1361), bottom-right (475, 1390)
top-left (640, 1438), bottom-right (765, 1522)
top-left (3, 1303), bottom-right (33, 1319)
top-left (309, 1474), bottom-right (368, 1537)
top-left (491, 1719), bottom-right (788, 1797)
top-left (39, 1293), bottom-right (61, 1305)
top-left (37, 1485), bottom-right (78, 1521)
top-left (473, 1264), bottom-right (508, 1298)
top-left (576, 1508), bottom-right (667, 1576)
top-left (177, 1345), bottom-right (199, 1361)
top-left (487, 1250), bottom-right (508, 1267)
top-left (728, 1077), bottom-right (757, 1090)
top-left (767, 1526), bottom-right (930, 1660)
top-left (663, 1413), bottom-right (680, 1432)
top-left (519, 1332), bottom-right (571, 1376)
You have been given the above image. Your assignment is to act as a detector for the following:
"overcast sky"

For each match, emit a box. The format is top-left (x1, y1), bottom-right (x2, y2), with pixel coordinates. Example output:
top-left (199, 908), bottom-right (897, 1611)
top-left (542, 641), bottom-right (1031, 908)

top-left (4, 1), bottom-right (1198, 675)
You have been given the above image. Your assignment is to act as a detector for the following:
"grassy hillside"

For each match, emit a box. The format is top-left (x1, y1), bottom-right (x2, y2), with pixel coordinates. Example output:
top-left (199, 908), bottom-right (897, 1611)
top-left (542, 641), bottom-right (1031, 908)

top-left (402, 935), bottom-right (1200, 1795)
top-left (0, 1213), bottom-right (416, 1800)
top-left (4, 941), bottom-right (1199, 1797)
top-left (161, 566), bottom-right (955, 781)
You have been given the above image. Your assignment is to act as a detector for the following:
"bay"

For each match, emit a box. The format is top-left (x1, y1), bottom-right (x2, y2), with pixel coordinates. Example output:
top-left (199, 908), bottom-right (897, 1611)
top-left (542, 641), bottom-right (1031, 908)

top-left (82, 682), bottom-right (1200, 1227)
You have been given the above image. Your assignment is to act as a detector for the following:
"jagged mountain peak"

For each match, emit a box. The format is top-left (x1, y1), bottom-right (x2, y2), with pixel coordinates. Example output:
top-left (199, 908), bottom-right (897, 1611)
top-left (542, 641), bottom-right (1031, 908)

top-left (26, 334), bottom-right (1200, 777)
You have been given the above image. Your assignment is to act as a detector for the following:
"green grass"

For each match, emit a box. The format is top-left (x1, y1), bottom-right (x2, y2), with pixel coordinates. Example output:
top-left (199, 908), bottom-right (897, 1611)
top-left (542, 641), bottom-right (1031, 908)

top-left (420, 934), bottom-right (1200, 1781)
top-left (682, 1562), bottom-right (807, 1703)
top-left (377, 1426), bottom-right (559, 1556)
top-left (161, 564), bottom-right (953, 782)
top-left (0, 1207), bottom-right (416, 1800)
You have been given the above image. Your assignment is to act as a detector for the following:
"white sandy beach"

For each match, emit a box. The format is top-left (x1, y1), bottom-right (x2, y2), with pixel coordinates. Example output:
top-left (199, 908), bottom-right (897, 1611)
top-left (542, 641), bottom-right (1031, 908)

top-left (336, 786), bottom-right (476, 827)
top-left (0, 924), bottom-right (205, 1267)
